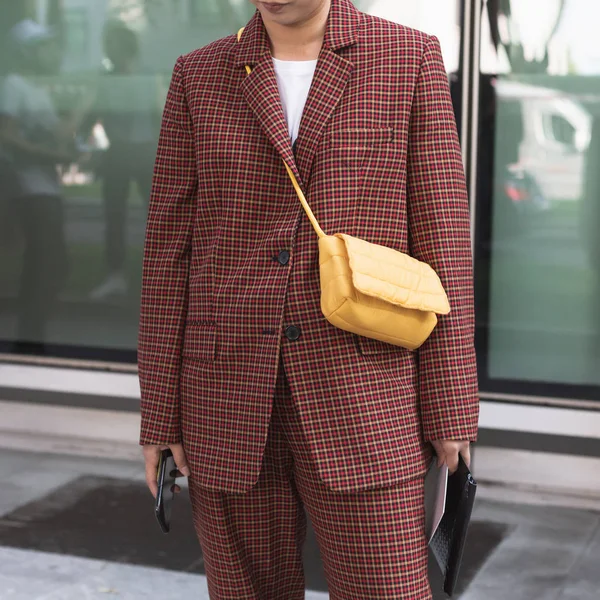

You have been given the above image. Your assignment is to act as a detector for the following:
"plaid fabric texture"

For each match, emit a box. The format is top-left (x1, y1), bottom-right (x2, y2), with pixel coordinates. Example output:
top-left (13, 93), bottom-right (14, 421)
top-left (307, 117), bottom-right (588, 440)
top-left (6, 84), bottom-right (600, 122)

top-left (139, 0), bottom-right (479, 494)
top-left (188, 363), bottom-right (431, 600)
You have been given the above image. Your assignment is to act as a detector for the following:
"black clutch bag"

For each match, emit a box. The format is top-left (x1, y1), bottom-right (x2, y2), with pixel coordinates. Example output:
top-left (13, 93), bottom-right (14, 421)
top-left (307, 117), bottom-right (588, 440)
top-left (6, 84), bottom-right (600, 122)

top-left (430, 455), bottom-right (477, 597)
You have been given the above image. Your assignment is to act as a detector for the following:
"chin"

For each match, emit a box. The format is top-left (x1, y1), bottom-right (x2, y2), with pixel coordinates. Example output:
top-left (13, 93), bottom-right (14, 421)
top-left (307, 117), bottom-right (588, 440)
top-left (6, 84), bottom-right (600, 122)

top-left (265, 15), bottom-right (299, 26)
top-left (257, 3), bottom-right (300, 26)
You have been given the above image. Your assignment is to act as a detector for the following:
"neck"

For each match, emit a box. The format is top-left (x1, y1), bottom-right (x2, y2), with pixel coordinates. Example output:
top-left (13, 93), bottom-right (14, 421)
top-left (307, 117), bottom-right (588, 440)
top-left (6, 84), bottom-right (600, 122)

top-left (264, 0), bottom-right (331, 60)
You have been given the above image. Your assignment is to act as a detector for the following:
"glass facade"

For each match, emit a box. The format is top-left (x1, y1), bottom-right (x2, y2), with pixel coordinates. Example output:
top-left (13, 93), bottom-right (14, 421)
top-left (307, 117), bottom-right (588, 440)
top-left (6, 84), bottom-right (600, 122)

top-left (475, 0), bottom-right (600, 400)
top-left (0, 0), bottom-right (461, 362)
top-left (0, 0), bottom-right (257, 361)
top-left (2, 1), bottom-right (595, 404)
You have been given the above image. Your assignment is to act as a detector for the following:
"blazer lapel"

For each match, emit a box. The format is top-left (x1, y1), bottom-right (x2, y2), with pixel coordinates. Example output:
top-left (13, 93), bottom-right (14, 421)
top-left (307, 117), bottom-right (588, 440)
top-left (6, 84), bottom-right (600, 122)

top-left (294, 49), bottom-right (354, 182)
top-left (236, 0), bottom-right (362, 185)
top-left (236, 12), bottom-right (301, 184)
top-left (294, 0), bottom-right (361, 182)
top-left (240, 58), bottom-right (300, 182)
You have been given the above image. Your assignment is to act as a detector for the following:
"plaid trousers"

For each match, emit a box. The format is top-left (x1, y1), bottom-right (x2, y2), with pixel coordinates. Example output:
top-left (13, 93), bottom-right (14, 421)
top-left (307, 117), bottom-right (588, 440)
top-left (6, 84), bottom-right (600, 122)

top-left (188, 362), bottom-right (432, 600)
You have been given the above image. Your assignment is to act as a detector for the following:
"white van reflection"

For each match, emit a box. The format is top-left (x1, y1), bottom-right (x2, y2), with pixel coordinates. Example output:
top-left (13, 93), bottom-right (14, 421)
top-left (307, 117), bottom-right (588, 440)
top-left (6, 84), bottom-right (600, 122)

top-left (495, 79), bottom-right (592, 205)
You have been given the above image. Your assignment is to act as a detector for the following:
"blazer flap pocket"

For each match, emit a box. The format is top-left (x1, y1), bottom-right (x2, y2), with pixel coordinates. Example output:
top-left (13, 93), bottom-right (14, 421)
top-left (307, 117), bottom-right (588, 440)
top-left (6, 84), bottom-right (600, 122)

top-left (356, 334), bottom-right (413, 357)
top-left (182, 322), bottom-right (216, 362)
top-left (326, 127), bottom-right (395, 149)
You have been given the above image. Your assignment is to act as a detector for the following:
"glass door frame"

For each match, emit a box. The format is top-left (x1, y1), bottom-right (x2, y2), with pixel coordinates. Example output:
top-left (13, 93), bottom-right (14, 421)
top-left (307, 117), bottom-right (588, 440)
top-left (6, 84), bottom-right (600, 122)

top-left (468, 0), bottom-right (600, 407)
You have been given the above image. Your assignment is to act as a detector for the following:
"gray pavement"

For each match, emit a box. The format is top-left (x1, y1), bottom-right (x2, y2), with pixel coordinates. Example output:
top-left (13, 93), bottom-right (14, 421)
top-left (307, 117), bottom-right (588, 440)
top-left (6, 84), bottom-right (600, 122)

top-left (0, 448), bottom-right (599, 599)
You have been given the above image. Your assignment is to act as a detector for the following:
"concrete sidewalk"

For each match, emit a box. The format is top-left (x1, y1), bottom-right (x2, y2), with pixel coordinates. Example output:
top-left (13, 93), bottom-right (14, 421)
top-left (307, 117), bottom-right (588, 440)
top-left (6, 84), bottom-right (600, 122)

top-left (0, 449), bottom-right (598, 600)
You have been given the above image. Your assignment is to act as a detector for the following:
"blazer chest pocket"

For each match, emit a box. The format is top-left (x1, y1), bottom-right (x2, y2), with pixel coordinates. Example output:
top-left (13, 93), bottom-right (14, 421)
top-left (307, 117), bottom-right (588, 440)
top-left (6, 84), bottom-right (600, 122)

top-left (313, 128), bottom-right (396, 230)
top-left (182, 322), bottom-right (216, 363)
top-left (320, 127), bottom-right (395, 169)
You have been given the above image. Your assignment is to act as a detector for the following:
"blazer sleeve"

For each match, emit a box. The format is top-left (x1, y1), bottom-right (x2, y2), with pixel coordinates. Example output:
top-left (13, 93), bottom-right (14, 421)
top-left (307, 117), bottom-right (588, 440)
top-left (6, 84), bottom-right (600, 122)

top-left (406, 35), bottom-right (479, 442)
top-left (138, 56), bottom-right (197, 446)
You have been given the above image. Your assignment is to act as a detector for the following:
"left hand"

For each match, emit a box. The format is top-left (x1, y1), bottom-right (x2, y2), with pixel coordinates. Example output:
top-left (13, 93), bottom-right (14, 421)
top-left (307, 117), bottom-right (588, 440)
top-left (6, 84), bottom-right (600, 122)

top-left (143, 443), bottom-right (191, 499)
top-left (431, 440), bottom-right (471, 474)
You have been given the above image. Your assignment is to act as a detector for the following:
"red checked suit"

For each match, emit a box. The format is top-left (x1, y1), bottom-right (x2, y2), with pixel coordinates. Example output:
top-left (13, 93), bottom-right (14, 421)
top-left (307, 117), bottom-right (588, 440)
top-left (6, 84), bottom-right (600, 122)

top-left (139, 0), bottom-right (478, 493)
top-left (139, 4), bottom-right (478, 594)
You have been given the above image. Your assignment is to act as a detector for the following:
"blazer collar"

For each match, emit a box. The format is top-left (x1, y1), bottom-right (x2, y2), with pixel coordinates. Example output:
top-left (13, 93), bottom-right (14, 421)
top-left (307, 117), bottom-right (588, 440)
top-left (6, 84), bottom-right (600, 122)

top-left (234, 0), bottom-right (361, 69)
top-left (236, 0), bottom-right (361, 186)
top-left (233, 11), bottom-right (269, 69)
top-left (323, 0), bottom-right (361, 52)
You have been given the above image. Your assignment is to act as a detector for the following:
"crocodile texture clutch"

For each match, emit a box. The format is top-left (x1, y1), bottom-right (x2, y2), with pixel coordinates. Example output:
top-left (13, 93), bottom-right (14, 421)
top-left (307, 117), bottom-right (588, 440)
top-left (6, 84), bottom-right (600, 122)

top-left (430, 455), bottom-right (477, 597)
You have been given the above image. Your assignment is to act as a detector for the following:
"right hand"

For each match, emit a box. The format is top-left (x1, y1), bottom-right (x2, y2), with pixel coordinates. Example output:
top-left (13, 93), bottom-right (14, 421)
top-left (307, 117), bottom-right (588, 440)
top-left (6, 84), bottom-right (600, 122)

top-left (143, 443), bottom-right (191, 499)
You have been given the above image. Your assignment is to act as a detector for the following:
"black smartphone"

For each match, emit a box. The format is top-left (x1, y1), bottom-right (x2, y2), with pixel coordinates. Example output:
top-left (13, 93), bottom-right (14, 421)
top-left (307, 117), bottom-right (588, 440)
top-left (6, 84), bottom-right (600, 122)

top-left (155, 449), bottom-right (177, 534)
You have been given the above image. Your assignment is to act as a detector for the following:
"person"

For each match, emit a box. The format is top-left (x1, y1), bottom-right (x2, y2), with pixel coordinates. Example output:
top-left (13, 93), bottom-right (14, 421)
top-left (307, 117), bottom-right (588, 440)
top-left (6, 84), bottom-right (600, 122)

top-left (88, 21), bottom-right (162, 300)
top-left (0, 20), bottom-right (74, 352)
top-left (139, 1), bottom-right (479, 598)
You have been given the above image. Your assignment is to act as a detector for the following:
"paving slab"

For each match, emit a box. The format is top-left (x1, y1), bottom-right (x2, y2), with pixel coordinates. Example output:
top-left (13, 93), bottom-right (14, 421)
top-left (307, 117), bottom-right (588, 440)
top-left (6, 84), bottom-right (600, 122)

top-left (1, 449), bottom-right (599, 600)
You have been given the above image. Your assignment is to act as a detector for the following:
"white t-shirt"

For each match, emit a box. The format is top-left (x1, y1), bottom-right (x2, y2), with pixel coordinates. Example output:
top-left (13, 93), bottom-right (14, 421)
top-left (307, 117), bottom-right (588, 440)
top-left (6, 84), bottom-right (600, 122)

top-left (272, 58), bottom-right (318, 144)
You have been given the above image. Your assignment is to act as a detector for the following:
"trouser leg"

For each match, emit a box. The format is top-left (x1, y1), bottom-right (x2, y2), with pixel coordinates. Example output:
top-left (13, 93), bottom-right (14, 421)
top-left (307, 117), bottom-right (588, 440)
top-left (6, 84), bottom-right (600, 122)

top-left (187, 371), bottom-right (306, 600)
top-left (275, 365), bottom-right (432, 600)
top-left (188, 360), bottom-right (431, 600)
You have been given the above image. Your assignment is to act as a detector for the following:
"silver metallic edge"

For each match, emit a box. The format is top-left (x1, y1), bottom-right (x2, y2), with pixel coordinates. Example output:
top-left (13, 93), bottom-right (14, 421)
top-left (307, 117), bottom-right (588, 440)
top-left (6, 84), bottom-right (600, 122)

top-left (469, 0), bottom-right (483, 253)
top-left (480, 391), bottom-right (600, 412)
top-left (0, 353), bottom-right (137, 374)
top-left (460, 0), bottom-right (473, 170)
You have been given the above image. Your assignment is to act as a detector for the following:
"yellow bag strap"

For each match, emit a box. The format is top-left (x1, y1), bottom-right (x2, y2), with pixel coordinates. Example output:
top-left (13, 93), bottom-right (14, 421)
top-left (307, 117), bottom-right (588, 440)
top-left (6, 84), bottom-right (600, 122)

top-left (237, 27), bottom-right (326, 239)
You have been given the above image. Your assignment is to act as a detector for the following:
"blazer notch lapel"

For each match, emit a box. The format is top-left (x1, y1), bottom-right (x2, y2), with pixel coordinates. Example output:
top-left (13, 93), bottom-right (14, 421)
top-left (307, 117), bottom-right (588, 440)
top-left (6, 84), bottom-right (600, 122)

top-left (241, 56), bottom-right (302, 185)
top-left (234, 11), bottom-right (269, 70)
top-left (323, 0), bottom-right (362, 52)
top-left (295, 49), bottom-right (354, 182)
top-left (236, 0), bottom-right (362, 185)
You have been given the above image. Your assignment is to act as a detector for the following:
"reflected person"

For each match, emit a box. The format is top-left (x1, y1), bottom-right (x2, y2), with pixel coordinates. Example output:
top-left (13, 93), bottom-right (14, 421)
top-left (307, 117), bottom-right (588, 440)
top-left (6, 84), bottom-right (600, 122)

top-left (139, 1), bottom-right (479, 598)
top-left (0, 20), bottom-right (73, 352)
top-left (89, 21), bottom-right (162, 301)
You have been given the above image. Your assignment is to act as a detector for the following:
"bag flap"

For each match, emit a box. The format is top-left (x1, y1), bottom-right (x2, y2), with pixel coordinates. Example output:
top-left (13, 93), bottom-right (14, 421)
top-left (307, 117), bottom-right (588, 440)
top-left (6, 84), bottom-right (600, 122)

top-left (336, 234), bottom-right (451, 315)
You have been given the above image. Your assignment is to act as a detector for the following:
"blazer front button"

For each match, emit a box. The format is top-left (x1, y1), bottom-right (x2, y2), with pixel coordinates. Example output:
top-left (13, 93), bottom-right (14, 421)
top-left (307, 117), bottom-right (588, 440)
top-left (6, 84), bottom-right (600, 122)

top-left (276, 250), bottom-right (290, 266)
top-left (284, 325), bottom-right (301, 341)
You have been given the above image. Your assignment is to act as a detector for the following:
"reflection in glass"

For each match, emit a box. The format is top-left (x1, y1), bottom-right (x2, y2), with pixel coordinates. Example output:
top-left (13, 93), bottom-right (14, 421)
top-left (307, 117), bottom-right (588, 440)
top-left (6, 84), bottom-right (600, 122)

top-left (0, 19), bottom-right (74, 353)
top-left (0, 1), bottom-right (241, 356)
top-left (481, 0), bottom-right (600, 387)
top-left (86, 21), bottom-right (160, 301)
top-left (0, 0), bottom-right (462, 360)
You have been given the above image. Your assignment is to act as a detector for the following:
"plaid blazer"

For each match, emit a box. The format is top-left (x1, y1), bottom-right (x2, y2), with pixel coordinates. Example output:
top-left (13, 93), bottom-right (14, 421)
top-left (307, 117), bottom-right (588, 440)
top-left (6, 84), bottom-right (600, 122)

top-left (139, 0), bottom-right (479, 494)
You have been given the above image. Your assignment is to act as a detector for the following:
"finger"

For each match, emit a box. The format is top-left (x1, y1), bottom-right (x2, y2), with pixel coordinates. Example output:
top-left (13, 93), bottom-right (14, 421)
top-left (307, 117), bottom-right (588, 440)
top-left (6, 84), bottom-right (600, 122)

top-left (143, 447), bottom-right (160, 499)
top-left (447, 450), bottom-right (460, 475)
top-left (145, 466), bottom-right (159, 499)
top-left (170, 444), bottom-right (191, 478)
top-left (147, 481), bottom-right (159, 499)
top-left (461, 445), bottom-right (472, 469)
top-left (171, 484), bottom-right (182, 494)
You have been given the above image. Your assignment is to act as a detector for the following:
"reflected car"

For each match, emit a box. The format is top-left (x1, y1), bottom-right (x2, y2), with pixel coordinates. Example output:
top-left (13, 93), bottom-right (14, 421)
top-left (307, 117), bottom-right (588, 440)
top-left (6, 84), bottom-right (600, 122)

top-left (495, 79), bottom-right (592, 203)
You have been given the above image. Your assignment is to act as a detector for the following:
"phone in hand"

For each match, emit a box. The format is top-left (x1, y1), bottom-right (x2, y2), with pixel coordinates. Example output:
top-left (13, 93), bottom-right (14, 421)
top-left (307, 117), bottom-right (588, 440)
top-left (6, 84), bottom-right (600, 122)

top-left (155, 449), bottom-right (177, 534)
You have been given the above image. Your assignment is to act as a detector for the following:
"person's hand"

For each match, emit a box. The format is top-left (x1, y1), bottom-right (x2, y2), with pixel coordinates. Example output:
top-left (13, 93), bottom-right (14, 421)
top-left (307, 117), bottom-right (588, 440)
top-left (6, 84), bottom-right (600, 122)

top-left (143, 443), bottom-right (191, 499)
top-left (431, 440), bottom-right (471, 475)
